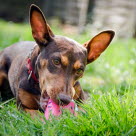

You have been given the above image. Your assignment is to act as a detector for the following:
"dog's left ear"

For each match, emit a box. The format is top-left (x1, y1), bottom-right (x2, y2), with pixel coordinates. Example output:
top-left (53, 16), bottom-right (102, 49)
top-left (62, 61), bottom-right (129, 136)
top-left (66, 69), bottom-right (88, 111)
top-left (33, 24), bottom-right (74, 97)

top-left (29, 4), bottom-right (54, 47)
top-left (83, 30), bottom-right (115, 64)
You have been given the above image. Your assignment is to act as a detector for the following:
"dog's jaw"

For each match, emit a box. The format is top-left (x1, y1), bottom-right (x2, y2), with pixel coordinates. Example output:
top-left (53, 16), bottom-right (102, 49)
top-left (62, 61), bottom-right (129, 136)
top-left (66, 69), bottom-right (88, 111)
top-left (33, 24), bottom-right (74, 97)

top-left (40, 91), bottom-right (50, 110)
top-left (40, 96), bottom-right (49, 110)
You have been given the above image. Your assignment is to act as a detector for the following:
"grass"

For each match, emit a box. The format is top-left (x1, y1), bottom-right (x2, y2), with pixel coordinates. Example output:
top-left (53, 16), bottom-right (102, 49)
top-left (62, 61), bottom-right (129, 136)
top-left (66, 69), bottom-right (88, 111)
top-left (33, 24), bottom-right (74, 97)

top-left (0, 20), bottom-right (136, 135)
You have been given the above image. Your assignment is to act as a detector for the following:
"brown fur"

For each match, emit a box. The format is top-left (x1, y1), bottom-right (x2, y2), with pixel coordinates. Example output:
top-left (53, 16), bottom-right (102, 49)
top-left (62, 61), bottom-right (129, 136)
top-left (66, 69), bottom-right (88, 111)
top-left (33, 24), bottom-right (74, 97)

top-left (73, 81), bottom-right (85, 101)
top-left (73, 60), bottom-right (82, 70)
top-left (40, 59), bottom-right (46, 68)
top-left (18, 89), bottom-right (40, 109)
top-left (0, 4), bottom-right (115, 116)
top-left (61, 55), bottom-right (69, 66)
top-left (0, 71), bottom-right (7, 85)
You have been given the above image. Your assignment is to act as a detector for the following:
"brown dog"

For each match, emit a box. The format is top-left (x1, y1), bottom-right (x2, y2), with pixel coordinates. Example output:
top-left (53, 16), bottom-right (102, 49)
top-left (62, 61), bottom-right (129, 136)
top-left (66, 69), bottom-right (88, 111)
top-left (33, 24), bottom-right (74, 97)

top-left (0, 4), bottom-right (114, 115)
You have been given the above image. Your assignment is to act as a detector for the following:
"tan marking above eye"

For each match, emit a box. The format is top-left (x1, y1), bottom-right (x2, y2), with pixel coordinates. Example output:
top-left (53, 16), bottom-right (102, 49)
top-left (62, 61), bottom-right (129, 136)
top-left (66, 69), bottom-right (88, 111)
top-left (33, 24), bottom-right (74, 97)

top-left (40, 59), bottom-right (46, 67)
top-left (61, 55), bottom-right (69, 66)
top-left (73, 60), bottom-right (81, 70)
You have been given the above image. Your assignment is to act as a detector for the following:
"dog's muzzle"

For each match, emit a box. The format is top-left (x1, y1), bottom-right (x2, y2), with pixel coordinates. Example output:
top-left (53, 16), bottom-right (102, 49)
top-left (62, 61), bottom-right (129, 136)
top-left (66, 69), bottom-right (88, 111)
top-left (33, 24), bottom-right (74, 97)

top-left (58, 94), bottom-right (71, 105)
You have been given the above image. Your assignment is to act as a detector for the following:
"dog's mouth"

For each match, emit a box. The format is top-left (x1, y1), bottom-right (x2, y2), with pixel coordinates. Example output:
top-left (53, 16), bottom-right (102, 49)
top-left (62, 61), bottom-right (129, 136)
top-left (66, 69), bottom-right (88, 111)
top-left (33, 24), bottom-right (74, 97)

top-left (39, 91), bottom-right (60, 111)
top-left (40, 92), bottom-right (50, 111)
top-left (40, 96), bottom-right (65, 111)
top-left (40, 91), bottom-right (76, 120)
top-left (39, 91), bottom-right (72, 111)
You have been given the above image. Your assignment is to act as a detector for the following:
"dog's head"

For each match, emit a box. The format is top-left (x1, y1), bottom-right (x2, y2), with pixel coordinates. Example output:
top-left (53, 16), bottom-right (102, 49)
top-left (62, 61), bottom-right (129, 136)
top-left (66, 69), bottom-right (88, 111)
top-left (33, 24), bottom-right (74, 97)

top-left (29, 5), bottom-right (115, 108)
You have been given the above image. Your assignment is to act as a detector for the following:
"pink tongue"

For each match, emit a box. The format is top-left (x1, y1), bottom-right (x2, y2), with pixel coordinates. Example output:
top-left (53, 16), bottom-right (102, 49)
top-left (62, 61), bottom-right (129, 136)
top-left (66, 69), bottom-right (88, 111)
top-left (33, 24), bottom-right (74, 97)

top-left (44, 99), bottom-right (75, 120)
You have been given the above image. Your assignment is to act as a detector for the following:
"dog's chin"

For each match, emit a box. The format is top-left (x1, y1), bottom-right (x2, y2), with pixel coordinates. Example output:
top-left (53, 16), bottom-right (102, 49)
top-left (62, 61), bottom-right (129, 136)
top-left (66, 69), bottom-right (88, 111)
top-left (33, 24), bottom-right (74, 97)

top-left (40, 91), bottom-right (58, 111)
top-left (40, 93), bottom-right (50, 111)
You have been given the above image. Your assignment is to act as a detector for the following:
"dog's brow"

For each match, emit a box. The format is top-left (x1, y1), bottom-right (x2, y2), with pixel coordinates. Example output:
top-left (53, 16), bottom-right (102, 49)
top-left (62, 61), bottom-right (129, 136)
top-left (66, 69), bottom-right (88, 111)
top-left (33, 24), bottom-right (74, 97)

top-left (73, 60), bottom-right (81, 69)
top-left (40, 59), bottom-right (46, 67)
top-left (61, 55), bottom-right (69, 66)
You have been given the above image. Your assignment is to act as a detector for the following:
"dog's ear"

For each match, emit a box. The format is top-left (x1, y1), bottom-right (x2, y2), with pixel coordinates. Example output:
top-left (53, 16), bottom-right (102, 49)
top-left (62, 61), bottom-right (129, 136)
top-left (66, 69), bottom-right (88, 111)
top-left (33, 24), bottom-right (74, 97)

top-left (83, 30), bottom-right (115, 64)
top-left (30, 4), bottom-right (54, 47)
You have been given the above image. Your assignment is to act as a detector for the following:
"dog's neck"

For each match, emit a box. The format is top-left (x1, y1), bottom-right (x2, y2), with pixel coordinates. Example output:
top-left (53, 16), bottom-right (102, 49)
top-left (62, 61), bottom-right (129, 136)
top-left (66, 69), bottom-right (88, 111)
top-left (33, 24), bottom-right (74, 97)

top-left (28, 45), bottom-right (40, 82)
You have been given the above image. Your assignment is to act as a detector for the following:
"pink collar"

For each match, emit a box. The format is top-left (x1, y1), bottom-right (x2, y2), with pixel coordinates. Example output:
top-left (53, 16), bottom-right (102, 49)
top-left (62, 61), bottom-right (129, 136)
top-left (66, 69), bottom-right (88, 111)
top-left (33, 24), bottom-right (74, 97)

top-left (26, 58), bottom-right (39, 83)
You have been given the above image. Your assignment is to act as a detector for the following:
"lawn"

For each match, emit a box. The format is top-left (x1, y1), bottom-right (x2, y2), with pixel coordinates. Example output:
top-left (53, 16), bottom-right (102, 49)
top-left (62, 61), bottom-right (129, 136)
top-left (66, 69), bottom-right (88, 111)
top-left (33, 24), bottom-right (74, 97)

top-left (0, 20), bottom-right (136, 136)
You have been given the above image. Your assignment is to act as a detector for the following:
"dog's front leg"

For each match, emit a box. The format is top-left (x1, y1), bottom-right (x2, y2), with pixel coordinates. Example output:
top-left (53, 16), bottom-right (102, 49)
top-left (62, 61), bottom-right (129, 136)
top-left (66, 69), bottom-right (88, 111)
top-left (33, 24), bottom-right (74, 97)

top-left (73, 81), bottom-right (85, 102)
top-left (17, 88), bottom-right (41, 117)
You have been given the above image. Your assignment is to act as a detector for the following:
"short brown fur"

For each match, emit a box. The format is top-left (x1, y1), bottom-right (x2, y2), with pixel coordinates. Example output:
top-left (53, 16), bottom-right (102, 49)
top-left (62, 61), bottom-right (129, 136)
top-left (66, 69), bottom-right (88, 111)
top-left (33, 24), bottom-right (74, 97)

top-left (18, 89), bottom-right (40, 109)
top-left (0, 71), bottom-right (7, 85)
top-left (61, 55), bottom-right (69, 66)
top-left (73, 60), bottom-right (82, 70)
top-left (0, 4), bottom-right (114, 116)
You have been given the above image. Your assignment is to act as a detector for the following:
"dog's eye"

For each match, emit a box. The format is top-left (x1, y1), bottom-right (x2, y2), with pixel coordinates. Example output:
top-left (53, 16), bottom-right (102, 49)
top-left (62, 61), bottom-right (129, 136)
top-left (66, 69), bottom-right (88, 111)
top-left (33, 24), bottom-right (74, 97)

top-left (76, 68), bottom-right (84, 75)
top-left (52, 59), bottom-right (61, 65)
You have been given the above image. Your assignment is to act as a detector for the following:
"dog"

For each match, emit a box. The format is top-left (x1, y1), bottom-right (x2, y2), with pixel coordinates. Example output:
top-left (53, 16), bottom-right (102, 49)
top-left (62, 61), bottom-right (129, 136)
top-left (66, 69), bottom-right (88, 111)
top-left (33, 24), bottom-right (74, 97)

top-left (0, 4), bottom-right (115, 116)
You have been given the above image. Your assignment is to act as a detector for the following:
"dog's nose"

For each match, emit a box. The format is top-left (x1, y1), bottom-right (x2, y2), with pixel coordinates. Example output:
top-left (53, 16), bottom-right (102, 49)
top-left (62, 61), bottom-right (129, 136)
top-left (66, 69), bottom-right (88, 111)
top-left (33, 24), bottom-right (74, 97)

top-left (58, 94), bottom-right (71, 105)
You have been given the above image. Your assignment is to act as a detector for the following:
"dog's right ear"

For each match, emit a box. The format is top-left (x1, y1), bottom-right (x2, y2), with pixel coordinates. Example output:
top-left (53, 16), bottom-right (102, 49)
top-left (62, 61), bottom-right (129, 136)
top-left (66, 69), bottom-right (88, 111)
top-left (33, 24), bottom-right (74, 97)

top-left (30, 4), bottom-right (54, 48)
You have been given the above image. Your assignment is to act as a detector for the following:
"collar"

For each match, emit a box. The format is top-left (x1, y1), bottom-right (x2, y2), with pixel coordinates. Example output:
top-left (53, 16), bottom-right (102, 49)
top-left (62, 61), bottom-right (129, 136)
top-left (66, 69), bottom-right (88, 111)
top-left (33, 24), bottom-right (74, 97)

top-left (26, 58), bottom-right (39, 83)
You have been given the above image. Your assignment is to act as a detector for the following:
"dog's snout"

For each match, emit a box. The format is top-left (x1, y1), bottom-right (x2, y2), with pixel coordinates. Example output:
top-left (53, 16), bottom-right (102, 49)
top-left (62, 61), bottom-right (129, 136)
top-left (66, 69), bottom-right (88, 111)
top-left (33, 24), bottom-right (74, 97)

top-left (58, 94), bottom-right (71, 105)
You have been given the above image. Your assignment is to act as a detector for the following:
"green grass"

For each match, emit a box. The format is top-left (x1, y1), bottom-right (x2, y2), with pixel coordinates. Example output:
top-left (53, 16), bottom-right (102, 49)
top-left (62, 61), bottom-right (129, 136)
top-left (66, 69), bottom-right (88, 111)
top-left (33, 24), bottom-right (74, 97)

top-left (0, 20), bottom-right (136, 136)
